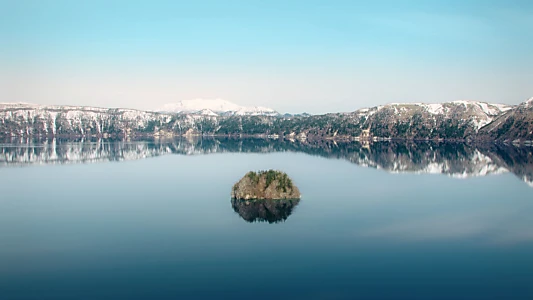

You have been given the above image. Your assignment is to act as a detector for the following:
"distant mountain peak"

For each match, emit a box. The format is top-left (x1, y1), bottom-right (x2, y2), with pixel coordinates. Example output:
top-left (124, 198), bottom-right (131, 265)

top-left (156, 99), bottom-right (279, 116)
top-left (0, 102), bottom-right (39, 109)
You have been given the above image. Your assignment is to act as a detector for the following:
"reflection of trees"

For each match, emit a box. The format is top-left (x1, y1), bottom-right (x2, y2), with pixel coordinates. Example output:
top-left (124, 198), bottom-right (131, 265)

top-left (231, 199), bottom-right (300, 224)
top-left (1, 137), bottom-right (533, 187)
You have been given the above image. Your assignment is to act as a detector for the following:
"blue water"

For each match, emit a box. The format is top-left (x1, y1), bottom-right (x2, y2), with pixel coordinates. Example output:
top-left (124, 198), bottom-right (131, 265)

top-left (1, 142), bottom-right (533, 300)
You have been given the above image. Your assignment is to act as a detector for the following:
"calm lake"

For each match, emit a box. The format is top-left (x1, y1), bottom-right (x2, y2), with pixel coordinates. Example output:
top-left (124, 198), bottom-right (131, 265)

top-left (1, 138), bottom-right (532, 300)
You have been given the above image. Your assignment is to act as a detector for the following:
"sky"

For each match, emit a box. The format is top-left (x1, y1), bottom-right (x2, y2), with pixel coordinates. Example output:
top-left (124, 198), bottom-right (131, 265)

top-left (0, 0), bottom-right (532, 114)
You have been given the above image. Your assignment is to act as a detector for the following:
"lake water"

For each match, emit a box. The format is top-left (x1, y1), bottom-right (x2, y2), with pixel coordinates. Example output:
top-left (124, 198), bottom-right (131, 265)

top-left (1, 139), bottom-right (533, 300)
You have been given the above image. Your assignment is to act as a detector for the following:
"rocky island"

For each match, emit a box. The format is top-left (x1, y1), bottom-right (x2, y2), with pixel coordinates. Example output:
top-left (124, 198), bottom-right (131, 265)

top-left (231, 170), bottom-right (301, 200)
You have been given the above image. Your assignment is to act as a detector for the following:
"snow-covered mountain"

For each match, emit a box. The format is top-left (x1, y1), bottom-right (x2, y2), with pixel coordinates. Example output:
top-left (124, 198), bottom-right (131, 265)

top-left (157, 99), bottom-right (279, 116)
top-left (524, 96), bottom-right (533, 108)
top-left (0, 98), bottom-right (531, 141)
top-left (0, 103), bottom-right (176, 136)
top-left (478, 97), bottom-right (533, 141)
top-left (353, 100), bottom-right (513, 131)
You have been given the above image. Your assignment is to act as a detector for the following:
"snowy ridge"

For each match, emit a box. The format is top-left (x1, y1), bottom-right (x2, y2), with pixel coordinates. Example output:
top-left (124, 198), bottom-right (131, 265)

top-left (0, 103), bottom-right (184, 137)
top-left (158, 99), bottom-right (242, 112)
top-left (157, 99), bottom-right (279, 116)
top-left (0, 102), bottom-right (40, 109)
top-left (0, 98), bottom-right (527, 140)
top-left (356, 100), bottom-right (513, 131)
top-left (476, 96), bottom-right (533, 141)
top-left (521, 97), bottom-right (533, 107)
top-left (369, 100), bottom-right (511, 114)
top-left (196, 109), bottom-right (218, 116)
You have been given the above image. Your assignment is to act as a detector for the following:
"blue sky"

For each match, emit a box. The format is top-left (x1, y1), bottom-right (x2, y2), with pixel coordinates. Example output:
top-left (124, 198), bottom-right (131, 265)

top-left (1, 0), bottom-right (532, 113)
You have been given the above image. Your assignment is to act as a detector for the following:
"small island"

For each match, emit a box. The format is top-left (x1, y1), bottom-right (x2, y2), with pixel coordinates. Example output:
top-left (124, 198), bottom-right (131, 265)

top-left (231, 170), bottom-right (301, 200)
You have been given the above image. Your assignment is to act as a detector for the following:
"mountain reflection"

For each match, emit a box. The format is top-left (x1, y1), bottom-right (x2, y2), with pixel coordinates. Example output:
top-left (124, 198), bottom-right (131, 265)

top-left (1, 137), bottom-right (533, 187)
top-left (231, 199), bottom-right (300, 224)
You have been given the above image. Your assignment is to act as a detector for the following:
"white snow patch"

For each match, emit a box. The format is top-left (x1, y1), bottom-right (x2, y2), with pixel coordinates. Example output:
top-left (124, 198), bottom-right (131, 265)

top-left (196, 109), bottom-right (218, 116)
top-left (451, 100), bottom-right (477, 105)
top-left (157, 99), bottom-right (278, 116)
top-left (424, 104), bottom-right (443, 115)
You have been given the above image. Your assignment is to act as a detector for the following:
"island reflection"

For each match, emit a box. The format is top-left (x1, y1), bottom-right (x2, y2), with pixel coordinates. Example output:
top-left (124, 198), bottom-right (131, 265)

top-left (1, 137), bottom-right (533, 187)
top-left (231, 199), bottom-right (300, 224)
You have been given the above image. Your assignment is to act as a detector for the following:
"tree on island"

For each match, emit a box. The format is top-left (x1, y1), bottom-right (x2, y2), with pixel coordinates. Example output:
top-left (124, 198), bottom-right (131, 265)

top-left (232, 170), bottom-right (300, 200)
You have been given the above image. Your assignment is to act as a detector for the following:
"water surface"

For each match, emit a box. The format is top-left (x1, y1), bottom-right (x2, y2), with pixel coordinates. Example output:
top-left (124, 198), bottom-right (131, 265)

top-left (1, 139), bottom-right (532, 299)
